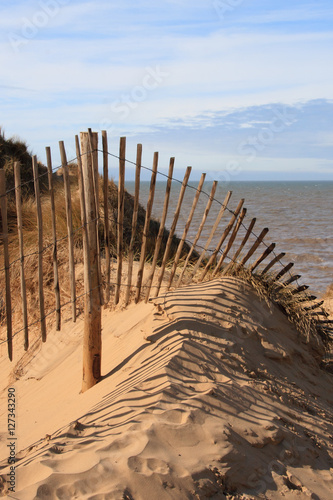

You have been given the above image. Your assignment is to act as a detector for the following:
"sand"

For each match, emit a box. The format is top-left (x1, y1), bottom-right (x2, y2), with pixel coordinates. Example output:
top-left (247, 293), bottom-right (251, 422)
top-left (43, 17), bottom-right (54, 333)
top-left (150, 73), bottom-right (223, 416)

top-left (0, 277), bottom-right (332, 499)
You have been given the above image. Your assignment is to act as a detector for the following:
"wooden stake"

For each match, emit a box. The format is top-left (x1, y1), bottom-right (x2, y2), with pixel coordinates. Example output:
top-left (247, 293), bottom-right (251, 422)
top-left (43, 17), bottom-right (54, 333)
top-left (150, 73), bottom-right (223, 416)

top-left (275, 262), bottom-right (294, 281)
top-left (75, 135), bottom-right (92, 310)
top-left (14, 163), bottom-right (29, 350)
top-left (145, 158), bottom-right (174, 302)
top-left (237, 227), bottom-right (269, 269)
top-left (297, 294), bottom-right (316, 303)
top-left (222, 217), bottom-right (256, 275)
top-left (32, 156), bottom-right (46, 342)
top-left (189, 190), bottom-right (232, 280)
top-left (46, 148), bottom-right (61, 331)
top-left (0, 170), bottom-right (12, 360)
top-left (59, 141), bottom-right (76, 322)
top-left (176, 181), bottom-right (218, 287)
top-left (212, 206), bottom-right (247, 276)
top-left (88, 129), bottom-right (103, 306)
top-left (200, 198), bottom-right (245, 281)
top-left (102, 131), bottom-right (111, 304)
top-left (125, 144), bottom-right (142, 306)
top-left (88, 128), bottom-right (99, 219)
top-left (260, 252), bottom-right (286, 275)
top-left (167, 172), bottom-right (206, 290)
top-left (304, 300), bottom-right (324, 312)
top-left (283, 274), bottom-right (301, 286)
top-left (308, 309), bottom-right (328, 317)
top-left (135, 152), bottom-right (159, 303)
top-left (115, 137), bottom-right (126, 305)
top-left (154, 166), bottom-right (192, 297)
top-left (291, 284), bottom-right (309, 295)
top-left (249, 242), bottom-right (276, 273)
top-left (80, 132), bottom-right (102, 392)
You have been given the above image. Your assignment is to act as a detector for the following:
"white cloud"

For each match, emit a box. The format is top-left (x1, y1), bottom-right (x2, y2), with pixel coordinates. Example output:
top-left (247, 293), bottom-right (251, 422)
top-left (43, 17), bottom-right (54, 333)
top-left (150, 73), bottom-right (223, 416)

top-left (238, 5), bottom-right (333, 25)
top-left (1, 1), bottom-right (333, 179)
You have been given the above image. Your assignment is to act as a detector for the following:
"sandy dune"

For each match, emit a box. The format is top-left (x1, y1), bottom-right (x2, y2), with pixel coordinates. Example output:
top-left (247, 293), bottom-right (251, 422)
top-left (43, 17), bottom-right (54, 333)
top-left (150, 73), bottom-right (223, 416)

top-left (0, 277), bottom-right (332, 499)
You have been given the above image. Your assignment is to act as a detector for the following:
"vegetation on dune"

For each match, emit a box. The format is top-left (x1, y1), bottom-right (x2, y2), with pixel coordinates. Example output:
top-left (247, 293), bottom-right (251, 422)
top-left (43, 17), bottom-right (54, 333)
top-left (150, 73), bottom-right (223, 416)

top-left (0, 127), bottom-right (48, 197)
top-left (215, 264), bottom-right (333, 357)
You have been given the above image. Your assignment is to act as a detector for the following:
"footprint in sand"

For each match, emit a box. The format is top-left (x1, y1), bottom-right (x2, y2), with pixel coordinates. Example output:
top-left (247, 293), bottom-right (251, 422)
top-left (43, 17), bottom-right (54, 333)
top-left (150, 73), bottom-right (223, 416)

top-left (127, 456), bottom-right (170, 475)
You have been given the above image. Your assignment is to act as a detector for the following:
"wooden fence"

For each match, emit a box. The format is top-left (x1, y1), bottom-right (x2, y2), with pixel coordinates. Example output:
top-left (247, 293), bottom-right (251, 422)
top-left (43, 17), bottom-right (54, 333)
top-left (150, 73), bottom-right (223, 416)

top-left (0, 130), bottom-right (331, 383)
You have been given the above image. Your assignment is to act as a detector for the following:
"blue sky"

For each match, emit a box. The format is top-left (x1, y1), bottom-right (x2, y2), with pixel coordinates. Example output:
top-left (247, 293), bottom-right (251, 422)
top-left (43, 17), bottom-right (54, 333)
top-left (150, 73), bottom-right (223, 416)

top-left (1, 0), bottom-right (333, 180)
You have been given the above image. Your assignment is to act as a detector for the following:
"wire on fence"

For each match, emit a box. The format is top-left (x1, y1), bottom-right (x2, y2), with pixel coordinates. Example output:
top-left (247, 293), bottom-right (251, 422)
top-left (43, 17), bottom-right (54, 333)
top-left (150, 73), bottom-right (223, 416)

top-left (1, 139), bottom-right (320, 352)
top-left (0, 146), bottom-right (281, 270)
top-left (0, 144), bottom-right (309, 302)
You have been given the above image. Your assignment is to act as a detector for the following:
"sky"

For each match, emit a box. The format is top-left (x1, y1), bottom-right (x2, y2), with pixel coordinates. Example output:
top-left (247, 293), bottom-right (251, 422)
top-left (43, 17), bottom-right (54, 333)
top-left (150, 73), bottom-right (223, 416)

top-left (1, 0), bottom-right (333, 180)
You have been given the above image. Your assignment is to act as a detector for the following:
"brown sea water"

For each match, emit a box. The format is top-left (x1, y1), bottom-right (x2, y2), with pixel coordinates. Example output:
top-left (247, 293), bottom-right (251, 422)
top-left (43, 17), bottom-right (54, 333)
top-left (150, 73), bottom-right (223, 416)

top-left (126, 180), bottom-right (333, 297)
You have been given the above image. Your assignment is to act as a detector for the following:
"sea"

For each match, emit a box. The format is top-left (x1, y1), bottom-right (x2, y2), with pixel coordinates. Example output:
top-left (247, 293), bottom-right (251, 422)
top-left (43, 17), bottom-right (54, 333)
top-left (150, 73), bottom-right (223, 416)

top-left (125, 180), bottom-right (333, 298)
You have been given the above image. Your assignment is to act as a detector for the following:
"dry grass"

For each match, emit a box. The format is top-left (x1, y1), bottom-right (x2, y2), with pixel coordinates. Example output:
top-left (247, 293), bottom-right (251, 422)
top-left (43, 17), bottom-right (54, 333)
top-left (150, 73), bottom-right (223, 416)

top-left (0, 128), bottom-right (48, 197)
top-left (219, 263), bottom-right (332, 353)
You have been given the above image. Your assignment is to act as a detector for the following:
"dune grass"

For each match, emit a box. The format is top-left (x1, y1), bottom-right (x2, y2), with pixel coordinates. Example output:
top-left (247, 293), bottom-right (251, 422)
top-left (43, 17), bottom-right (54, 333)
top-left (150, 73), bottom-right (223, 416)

top-left (218, 263), bottom-right (332, 354)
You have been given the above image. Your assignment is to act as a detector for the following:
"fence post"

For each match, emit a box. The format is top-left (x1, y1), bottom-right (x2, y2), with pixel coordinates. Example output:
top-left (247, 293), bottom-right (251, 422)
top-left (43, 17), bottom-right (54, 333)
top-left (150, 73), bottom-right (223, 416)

top-left (88, 128), bottom-right (103, 306)
top-left (222, 217), bottom-right (257, 276)
top-left (80, 131), bottom-right (102, 392)
top-left (260, 251), bottom-right (285, 276)
top-left (0, 170), bottom-right (12, 360)
top-left (75, 135), bottom-right (91, 304)
top-left (32, 156), bottom-right (47, 342)
top-left (188, 189), bottom-right (232, 281)
top-left (14, 162), bottom-right (29, 350)
top-left (237, 227), bottom-right (269, 269)
top-left (115, 137), bottom-right (126, 305)
top-left (46, 147), bottom-right (61, 331)
top-left (102, 130), bottom-right (111, 304)
top-left (59, 141), bottom-right (76, 322)
top-left (212, 206), bottom-right (247, 276)
top-left (144, 157), bottom-right (174, 302)
top-left (200, 198), bottom-right (245, 282)
top-left (176, 180), bottom-right (218, 288)
top-left (125, 144), bottom-right (142, 306)
top-left (154, 166), bottom-right (192, 297)
top-left (250, 242), bottom-right (276, 273)
top-left (135, 151), bottom-right (159, 303)
top-left (167, 172), bottom-right (206, 290)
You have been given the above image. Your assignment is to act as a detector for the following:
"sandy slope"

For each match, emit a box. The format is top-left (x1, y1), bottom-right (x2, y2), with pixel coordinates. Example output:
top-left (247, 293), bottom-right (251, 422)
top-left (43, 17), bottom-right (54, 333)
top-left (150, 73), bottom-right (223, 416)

top-left (0, 277), bottom-right (332, 499)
